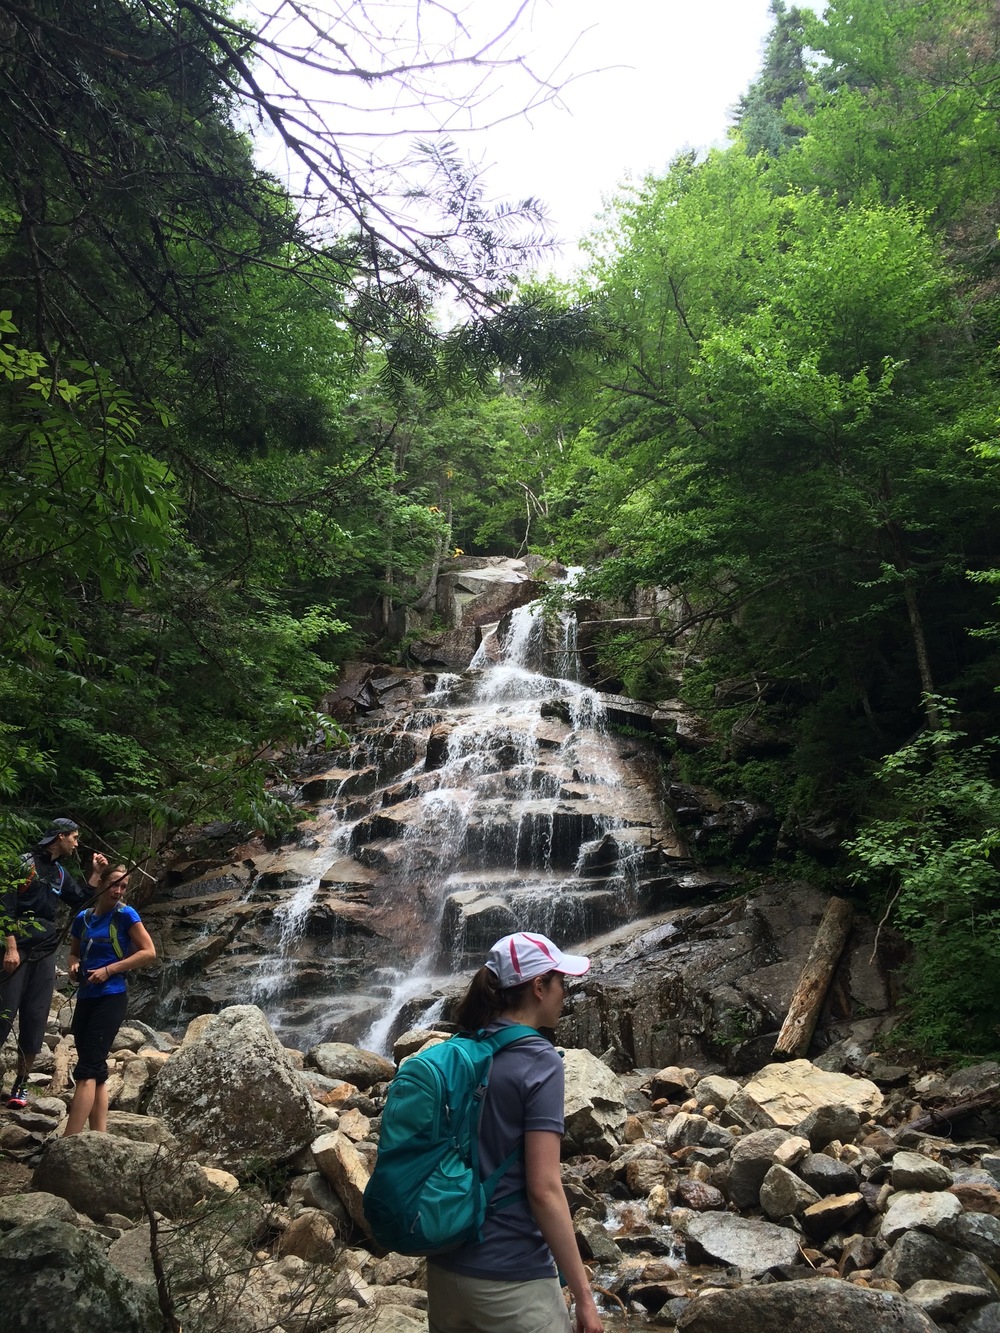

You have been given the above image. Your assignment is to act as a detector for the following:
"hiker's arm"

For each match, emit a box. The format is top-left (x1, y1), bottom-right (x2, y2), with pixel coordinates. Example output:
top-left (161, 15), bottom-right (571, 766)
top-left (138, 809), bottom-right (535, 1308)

top-left (68, 935), bottom-right (81, 981)
top-left (525, 1130), bottom-right (604, 1333)
top-left (86, 919), bottom-right (155, 986)
top-left (1, 874), bottom-right (18, 972)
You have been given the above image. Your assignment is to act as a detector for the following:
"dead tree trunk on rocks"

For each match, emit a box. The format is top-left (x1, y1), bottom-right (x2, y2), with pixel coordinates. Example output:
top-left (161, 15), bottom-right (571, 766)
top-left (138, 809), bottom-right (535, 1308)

top-left (773, 897), bottom-right (855, 1059)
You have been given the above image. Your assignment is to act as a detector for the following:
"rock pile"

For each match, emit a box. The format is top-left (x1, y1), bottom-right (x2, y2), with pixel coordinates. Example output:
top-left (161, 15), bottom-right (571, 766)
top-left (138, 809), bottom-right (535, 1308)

top-left (4, 1001), bottom-right (1000, 1332)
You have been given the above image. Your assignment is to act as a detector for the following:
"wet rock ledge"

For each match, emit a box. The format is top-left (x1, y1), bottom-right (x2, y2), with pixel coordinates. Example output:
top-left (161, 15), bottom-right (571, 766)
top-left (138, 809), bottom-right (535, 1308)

top-left (4, 997), bottom-right (1000, 1332)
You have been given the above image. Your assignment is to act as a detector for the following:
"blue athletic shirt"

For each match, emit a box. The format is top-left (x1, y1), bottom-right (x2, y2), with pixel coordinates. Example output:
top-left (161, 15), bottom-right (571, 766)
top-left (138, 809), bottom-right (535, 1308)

top-left (70, 904), bottom-right (141, 998)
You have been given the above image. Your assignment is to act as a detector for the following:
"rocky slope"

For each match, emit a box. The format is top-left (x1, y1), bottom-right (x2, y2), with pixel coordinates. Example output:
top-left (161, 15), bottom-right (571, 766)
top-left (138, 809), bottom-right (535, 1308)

top-left (3, 987), bottom-right (1000, 1332)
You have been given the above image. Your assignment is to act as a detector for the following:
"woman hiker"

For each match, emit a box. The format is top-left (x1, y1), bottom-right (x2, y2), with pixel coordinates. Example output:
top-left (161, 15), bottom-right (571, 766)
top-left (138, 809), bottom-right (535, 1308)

top-left (426, 931), bottom-right (605, 1333)
top-left (64, 863), bottom-right (155, 1135)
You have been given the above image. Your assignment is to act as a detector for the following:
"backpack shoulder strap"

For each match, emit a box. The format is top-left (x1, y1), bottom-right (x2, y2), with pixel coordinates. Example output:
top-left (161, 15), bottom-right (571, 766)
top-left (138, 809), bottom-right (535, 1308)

top-left (482, 1023), bottom-right (540, 1055)
top-left (107, 905), bottom-right (127, 959)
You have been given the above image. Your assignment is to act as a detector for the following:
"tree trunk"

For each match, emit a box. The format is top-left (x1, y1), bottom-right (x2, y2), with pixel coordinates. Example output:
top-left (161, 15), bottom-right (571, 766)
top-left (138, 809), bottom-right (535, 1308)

top-left (772, 897), bottom-right (855, 1059)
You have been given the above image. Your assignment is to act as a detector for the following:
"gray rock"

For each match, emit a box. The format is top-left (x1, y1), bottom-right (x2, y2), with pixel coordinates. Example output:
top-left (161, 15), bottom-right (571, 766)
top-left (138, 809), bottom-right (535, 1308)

top-left (684, 1212), bottom-right (802, 1276)
top-left (874, 1229), bottom-right (1000, 1294)
top-left (287, 1171), bottom-right (349, 1225)
top-left (796, 1104), bottom-right (861, 1148)
top-left (105, 1111), bottom-right (178, 1147)
top-left (904, 1281), bottom-right (993, 1322)
top-left (33, 1132), bottom-right (206, 1221)
top-left (700, 1121), bottom-right (739, 1150)
top-left (651, 1065), bottom-right (696, 1101)
top-left (797, 1152), bottom-right (860, 1196)
top-left (148, 1005), bottom-right (317, 1169)
top-left (306, 1041), bottom-right (396, 1088)
top-left (759, 1164), bottom-right (821, 1220)
top-left (938, 1212), bottom-right (1000, 1271)
top-left (727, 1128), bottom-right (796, 1209)
top-left (108, 1223), bottom-right (158, 1288)
top-left (666, 1112), bottom-right (708, 1151)
top-left (982, 1154), bottom-right (1000, 1187)
top-left (562, 1048), bottom-right (627, 1157)
top-left (575, 1213), bottom-right (624, 1264)
top-left (338, 1306), bottom-right (428, 1333)
top-left (726, 1061), bottom-right (882, 1133)
top-left (0, 1191), bottom-right (81, 1231)
top-left (892, 1151), bottom-right (953, 1192)
top-left (675, 1276), bottom-right (937, 1332)
top-left (0, 1217), bottom-right (161, 1330)
top-left (960, 1304), bottom-right (1000, 1332)
top-left (693, 1075), bottom-right (739, 1109)
top-left (944, 1063), bottom-right (1000, 1100)
top-left (111, 1026), bottom-right (149, 1053)
top-left (878, 1189), bottom-right (963, 1247)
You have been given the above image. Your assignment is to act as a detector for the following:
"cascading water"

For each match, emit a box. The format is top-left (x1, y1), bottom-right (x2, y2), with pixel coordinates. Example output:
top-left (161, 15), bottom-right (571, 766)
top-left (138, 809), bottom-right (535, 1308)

top-left (184, 571), bottom-right (677, 1053)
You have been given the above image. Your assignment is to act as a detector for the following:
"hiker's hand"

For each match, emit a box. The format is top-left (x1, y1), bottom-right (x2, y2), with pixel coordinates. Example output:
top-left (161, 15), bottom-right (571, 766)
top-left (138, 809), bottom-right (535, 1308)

top-left (575, 1295), bottom-right (604, 1333)
top-left (3, 944), bottom-right (18, 975)
top-left (91, 852), bottom-right (108, 873)
top-left (69, 959), bottom-right (80, 980)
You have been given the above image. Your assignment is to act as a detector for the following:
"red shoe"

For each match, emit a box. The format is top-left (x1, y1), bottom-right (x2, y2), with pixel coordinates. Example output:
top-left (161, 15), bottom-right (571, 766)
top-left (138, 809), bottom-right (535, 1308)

top-left (6, 1083), bottom-right (27, 1109)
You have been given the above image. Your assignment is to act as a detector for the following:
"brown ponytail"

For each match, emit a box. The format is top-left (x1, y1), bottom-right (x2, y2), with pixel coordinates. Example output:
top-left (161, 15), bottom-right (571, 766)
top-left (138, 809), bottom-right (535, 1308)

top-left (453, 966), bottom-right (535, 1031)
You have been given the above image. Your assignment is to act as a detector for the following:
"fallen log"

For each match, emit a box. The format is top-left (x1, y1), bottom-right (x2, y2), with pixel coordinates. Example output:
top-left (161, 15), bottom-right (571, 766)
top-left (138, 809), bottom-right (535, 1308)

top-left (899, 1091), bottom-right (999, 1137)
top-left (773, 896), bottom-right (855, 1059)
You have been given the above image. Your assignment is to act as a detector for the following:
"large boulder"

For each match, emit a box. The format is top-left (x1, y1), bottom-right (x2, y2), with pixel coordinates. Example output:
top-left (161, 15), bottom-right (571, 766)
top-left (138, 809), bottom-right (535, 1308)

top-left (338, 1306), bottom-right (428, 1333)
top-left (562, 1048), bottom-right (627, 1156)
top-left (0, 1218), bottom-right (162, 1331)
top-left (727, 1128), bottom-right (797, 1209)
top-left (759, 1164), bottom-right (821, 1220)
top-left (0, 1191), bottom-right (81, 1231)
top-left (874, 1230), bottom-right (1000, 1294)
top-left (312, 1130), bottom-right (372, 1236)
top-left (148, 1005), bottom-right (317, 1169)
top-left (684, 1212), bottom-right (802, 1276)
top-left (676, 1277), bottom-right (938, 1332)
top-left (33, 1133), bottom-right (207, 1221)
top-left (725, 1060), bottom-right (882, 1132)
top-left (878, 1190), bottom-right (963, 1246)
top-left (307, 1042), bottom-right (396, 1089)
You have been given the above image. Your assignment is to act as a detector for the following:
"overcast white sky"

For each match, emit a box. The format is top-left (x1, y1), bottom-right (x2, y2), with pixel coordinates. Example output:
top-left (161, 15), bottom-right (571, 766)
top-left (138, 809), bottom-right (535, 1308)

top-left (253, 0), bottom-right (780, 277)
top-left (470, 0), bottom-right (778, 273)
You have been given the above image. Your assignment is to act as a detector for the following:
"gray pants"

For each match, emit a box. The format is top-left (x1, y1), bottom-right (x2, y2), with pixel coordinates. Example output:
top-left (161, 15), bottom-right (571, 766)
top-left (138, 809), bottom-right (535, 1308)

top-left (427, 1265), bottom-right (572, 1333)
top-left (0, 950), bottom-right (57, 1062)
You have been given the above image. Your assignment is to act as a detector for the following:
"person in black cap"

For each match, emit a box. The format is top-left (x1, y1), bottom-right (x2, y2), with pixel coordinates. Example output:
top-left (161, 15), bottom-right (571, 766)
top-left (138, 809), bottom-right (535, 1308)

top-left (1, 819), bottom-right (107, 1108)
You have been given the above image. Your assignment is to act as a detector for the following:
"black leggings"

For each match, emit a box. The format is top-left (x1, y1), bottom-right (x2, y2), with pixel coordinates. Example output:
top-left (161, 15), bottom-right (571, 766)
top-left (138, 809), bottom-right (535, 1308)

top-left (71, 992), bottom-right (129, 1083)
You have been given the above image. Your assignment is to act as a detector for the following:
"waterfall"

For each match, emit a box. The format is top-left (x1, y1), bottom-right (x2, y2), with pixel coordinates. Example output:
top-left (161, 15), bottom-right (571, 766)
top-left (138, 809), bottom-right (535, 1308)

top-left (221, 572), bottom-right (670, 1054)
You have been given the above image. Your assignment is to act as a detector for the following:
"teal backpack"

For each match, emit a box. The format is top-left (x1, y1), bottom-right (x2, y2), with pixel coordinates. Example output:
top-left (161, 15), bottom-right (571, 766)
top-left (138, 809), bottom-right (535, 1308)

top-left (363, 1025), bottom-right (537, 1255)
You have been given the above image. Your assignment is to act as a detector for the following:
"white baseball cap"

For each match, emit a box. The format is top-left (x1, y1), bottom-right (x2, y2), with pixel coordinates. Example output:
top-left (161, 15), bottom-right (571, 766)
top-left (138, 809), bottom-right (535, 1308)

top-left (485, 932), bottom-right (590, 989)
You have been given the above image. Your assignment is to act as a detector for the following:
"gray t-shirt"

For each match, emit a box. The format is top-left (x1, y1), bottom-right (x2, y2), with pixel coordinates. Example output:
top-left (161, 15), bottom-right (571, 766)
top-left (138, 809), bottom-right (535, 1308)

top-left (431, 1020), bottom-right (565, 1281)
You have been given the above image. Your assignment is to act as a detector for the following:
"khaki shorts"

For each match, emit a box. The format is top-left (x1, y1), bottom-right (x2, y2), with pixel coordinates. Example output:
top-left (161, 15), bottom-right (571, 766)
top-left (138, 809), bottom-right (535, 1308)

top-left (427, 1264), bottom-right (572, 1333)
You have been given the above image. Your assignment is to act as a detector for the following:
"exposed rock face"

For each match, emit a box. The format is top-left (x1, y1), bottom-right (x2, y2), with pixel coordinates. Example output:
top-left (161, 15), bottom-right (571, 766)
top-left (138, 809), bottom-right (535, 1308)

top-left (559, 885), bottom-right (894, 1073)
top-left (147, 1006), bottom-right (317, 1168)
top-left (145, 560), bottom-right (690, 1048)
top-left (0, 1218), bottom-right (162, 1330)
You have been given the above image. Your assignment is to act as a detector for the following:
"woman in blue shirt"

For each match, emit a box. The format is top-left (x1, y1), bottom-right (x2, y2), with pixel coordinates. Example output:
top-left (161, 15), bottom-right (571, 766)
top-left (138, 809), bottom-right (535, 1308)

top-left (427, 932), bottom-right (604, 1333)
top-left (64, 864), bottom-right (156, 1135)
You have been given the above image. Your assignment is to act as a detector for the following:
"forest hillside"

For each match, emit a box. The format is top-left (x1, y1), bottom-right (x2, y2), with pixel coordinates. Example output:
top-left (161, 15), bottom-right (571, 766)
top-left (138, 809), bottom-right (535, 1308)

top-left (3, 0), bottom-right (1000, 1056)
